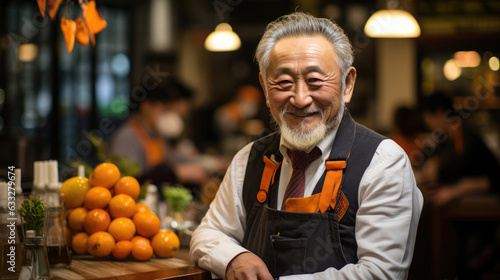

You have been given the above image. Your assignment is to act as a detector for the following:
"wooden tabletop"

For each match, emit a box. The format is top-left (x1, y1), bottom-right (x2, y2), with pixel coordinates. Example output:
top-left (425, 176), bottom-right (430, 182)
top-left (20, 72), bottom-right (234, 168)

top-left (50, 249), bottom-right (211, 280)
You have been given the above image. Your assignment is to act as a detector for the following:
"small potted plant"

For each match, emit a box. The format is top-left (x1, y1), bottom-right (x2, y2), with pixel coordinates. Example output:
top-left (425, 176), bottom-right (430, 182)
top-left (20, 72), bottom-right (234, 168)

top-left (163, 186), bottom-right (193, 233)
top-left (18, 197), bottom-right (51, 279)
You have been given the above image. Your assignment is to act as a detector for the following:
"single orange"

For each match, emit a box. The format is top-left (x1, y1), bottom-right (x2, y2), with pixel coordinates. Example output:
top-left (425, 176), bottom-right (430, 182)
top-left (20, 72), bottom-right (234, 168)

top-left (114, 176), bottom-right (140, 200)
top-left (112, 240), bottom-right (133, 260)
top-left (84, 186), bottom-right (112, 209)
top-left (107, 217), bottom-right (136, 241)
top-left (86, 231), bottom-right (115, 257)
top-left (84, 208), bottom-right (111, 235)
top-left (133, 211), bottom-right (161, 237)
top-left (131, 240), bottom-right (154, 261)
top-left (59, 176), bottom-right (91, 208)
top-left (90, 163), bottom-right (120, 188)
top-left (72, 232), bottom-right (89, 255)
top-left (68, 207), bottom-right (88, 232)
top-left (108, 194), bottom-right (136, 218)
top-left (135, 202), bottom-right (150, 213)
top-left (131, 235), bottom-right (151, 247)
top-left (151, 230), bottom-right (180, 258)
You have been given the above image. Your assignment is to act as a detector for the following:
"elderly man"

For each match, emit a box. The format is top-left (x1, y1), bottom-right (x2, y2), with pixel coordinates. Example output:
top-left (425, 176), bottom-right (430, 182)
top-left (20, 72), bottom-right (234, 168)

top-left (190, 12), bottom-right (423, 279)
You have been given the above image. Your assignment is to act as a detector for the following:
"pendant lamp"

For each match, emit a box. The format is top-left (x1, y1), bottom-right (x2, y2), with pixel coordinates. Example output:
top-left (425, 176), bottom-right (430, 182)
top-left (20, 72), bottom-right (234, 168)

top-left (364, 9), bottom-right (421, 38)
top-left (205, 23), bottom-right (241, 52)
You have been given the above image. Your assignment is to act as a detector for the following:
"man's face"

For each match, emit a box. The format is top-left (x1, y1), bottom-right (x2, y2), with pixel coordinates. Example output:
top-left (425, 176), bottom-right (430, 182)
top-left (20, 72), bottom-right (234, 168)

top-left (260, 35), bottom-right (355, 147)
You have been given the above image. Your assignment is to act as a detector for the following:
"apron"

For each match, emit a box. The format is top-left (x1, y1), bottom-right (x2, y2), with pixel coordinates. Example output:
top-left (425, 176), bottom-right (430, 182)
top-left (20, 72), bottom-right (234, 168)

top-left (242, 112), bottom-right (361, 278)
top-left (128, 118), bottom-right (166, 169)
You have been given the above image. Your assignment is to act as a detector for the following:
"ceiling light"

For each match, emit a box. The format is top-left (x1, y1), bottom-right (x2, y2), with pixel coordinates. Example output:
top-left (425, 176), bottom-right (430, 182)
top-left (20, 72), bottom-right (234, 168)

top-left (205, 23), bottom-right (241, 52)
top-left (364, 9), bottom-right (421, 38)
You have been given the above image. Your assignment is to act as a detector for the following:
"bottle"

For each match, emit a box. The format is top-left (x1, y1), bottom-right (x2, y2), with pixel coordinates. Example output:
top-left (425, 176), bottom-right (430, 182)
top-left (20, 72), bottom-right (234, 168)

top-left (31, 162), bottom-right (46, 196)
top-left (18, 230), bottom-right (51, 280)
top-left (143, 184), bottom-right (159, 215)
top-left (43, 161), bottom-right (71, 269)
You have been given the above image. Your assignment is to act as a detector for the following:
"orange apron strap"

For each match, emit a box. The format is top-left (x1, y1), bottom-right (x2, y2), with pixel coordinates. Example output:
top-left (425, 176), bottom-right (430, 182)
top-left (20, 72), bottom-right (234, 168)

top-left (318, 161), bottom-right (346, 213)
top-left (285, 160), bottom-right (347, 216)
top-left (128, 120), bottom-right (166, 168)
top-left (257, 155), bottom-right (281, 203)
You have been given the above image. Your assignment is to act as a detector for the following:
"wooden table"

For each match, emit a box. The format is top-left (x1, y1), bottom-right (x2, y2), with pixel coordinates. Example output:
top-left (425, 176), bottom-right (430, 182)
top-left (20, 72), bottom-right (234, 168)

top-left (50, 249), bottom-right (211, 280)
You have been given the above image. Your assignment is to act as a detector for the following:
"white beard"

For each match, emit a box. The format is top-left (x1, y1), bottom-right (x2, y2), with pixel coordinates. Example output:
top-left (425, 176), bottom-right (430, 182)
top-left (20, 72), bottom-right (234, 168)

top-left (279, 103), bottom-right (344, 151)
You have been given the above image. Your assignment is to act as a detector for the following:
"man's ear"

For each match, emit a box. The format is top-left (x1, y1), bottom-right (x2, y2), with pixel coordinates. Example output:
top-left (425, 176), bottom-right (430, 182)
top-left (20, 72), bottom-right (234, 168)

top-left (343, 67), bottom-right (357, 104)
top-left (259, 72), bottom-right (271, 108)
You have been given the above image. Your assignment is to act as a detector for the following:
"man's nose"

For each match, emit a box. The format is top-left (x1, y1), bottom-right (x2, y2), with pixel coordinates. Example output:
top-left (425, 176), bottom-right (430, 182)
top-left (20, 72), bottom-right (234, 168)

top-left (290, 81), bottom-right (312, 108)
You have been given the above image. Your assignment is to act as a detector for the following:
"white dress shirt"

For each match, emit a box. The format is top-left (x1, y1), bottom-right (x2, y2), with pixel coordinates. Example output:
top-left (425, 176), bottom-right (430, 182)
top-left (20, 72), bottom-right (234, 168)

top-left (190, 129), bottom-right (424, 279)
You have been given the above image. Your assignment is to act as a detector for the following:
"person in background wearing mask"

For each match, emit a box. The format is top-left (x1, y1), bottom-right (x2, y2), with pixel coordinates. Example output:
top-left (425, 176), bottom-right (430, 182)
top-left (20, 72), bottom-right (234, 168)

top-left (110, 78), bottom-right (208, 188)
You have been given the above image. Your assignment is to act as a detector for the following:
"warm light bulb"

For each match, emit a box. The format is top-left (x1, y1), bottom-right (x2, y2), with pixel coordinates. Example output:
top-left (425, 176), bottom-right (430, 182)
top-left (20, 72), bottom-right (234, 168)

top-left (364, 9), bottom-right (421, 38)
top-left (443, 59), bottom-right (462, 81)
top-left (488, 56), bottom-right (499, 71)
top-left (18, 43), bottom-right (39, 62)
top-left (454, 51), bottom-right (481, 68)
top-left (205, 23), bottom-right (241, 52)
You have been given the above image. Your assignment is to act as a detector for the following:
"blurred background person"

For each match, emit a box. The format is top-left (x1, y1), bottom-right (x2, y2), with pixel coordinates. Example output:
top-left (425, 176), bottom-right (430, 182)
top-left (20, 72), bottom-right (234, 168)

top-left (420, 92), bottom-right (500, 206)
top-left (419, 92), bottom-right (500, 278)
top-left (109, 77), bottom-right (209, 193)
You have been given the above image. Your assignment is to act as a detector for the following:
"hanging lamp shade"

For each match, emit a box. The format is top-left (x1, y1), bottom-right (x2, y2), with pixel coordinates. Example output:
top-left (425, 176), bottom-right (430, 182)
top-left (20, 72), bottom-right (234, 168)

top-left (205, 23), bottom-right (241, 52)
top-left (364, 9), bottom-right (421, 38)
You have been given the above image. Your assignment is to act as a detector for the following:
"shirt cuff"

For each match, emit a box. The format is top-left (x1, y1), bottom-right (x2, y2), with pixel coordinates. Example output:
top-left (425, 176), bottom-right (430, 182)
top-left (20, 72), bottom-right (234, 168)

top-left (205, 243), bottom-right (249, 278)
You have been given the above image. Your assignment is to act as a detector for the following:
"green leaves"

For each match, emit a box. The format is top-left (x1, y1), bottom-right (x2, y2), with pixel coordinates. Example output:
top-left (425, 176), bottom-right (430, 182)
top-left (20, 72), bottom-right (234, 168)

top-left (19, 198), bottom-right (47, 236)
top-left (163, 186), bottom-right (193, 213)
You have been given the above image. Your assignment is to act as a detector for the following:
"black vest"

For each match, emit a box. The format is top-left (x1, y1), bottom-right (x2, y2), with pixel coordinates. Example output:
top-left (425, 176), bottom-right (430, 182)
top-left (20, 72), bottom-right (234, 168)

top-left (242, 111), bottom-right (385, 264)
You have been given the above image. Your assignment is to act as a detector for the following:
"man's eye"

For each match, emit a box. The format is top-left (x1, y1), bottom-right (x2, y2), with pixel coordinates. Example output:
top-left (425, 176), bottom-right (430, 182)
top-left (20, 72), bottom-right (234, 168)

top-left (278, 80), bottom-right (292, 86)
top-left (307, 78), bottom-right (322, 84)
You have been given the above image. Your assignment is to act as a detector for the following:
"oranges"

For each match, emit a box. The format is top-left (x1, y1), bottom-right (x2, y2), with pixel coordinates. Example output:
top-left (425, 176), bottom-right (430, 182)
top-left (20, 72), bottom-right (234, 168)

top-left (60, 176), bottom-right (90, 208)
top-left (68, 207), bottom-right (88, 232)
top-left (131, 236), bottom-right (153, 261)
top-left (109, 194), bottom-right (136, 218)
top-left (114, 176), bottom-right (140, 200)
top-left (84, 209), bottom-right (111, 234)
top-left (133, 211), bottom-right (161, 238)
top-left (72, 232), bottom-right (89, 255)
top-left (108, 217), bottom-right (136, 241)
top-left (87, 231), bottom-right (115, 257)
top-left (135, 202), bottom-right (149, 213)
top-left (90, 163), bottom-right (120, 189)
top-left (62, 162), bottom-right (181, 260)
top-left (84, 187), bottom-right (112, 209)
top-left (151, 230), bottom-right (180, 258)
top-left (112, 240), bottom-right (133, 260)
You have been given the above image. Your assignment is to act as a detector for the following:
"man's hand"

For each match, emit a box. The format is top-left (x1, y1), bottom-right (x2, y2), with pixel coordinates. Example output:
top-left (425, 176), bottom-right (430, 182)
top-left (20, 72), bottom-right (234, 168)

top-left (226, 252), bottom-right (274, 280)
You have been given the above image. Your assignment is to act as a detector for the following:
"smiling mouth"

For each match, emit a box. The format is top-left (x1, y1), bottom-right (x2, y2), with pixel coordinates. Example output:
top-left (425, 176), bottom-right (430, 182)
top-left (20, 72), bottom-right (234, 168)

top-left (287, 111), bottom-right (318, 117)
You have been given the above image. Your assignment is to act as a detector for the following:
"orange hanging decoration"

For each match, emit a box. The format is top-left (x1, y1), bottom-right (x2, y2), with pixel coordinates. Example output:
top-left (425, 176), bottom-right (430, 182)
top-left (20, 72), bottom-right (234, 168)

top-left (75, 17), bottom-right (90, 47)
top-left (37, 0), bottom-right (47, 17)
top-left (48, 0), bottom-right (63, 21)
top-left (82, 0), bottom-right (107, 46)
top-left (61, 17), bottom-right (76, 54)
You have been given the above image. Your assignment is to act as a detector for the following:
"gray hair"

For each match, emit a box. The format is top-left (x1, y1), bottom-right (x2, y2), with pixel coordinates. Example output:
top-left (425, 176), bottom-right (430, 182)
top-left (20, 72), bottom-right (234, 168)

top-left (255, 12), bottom-right (354, 85)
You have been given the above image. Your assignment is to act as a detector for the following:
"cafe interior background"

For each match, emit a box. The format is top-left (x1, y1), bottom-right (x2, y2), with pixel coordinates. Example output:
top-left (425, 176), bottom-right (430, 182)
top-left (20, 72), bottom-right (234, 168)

top-left (1, 0), bottom-right (499, 279)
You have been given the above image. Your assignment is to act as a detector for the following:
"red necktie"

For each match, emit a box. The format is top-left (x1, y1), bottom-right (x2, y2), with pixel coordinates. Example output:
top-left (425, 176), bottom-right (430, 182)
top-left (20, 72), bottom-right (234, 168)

top-left (282, 146), bottom-right (322, 210)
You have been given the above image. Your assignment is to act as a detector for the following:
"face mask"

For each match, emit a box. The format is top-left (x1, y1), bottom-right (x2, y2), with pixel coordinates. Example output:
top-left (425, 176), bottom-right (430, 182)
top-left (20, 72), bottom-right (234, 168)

top-left (155, 112), bottom-right (184, 139)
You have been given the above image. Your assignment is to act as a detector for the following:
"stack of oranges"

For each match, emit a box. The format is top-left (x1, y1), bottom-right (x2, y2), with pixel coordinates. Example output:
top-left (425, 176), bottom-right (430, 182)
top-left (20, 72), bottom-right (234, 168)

top-left (60, 162), bottom-right (180, 261)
